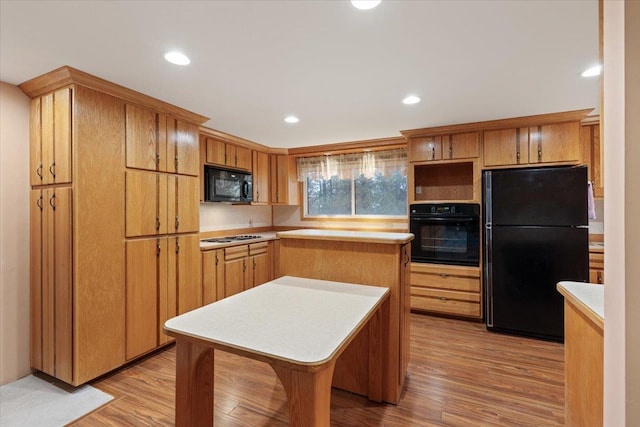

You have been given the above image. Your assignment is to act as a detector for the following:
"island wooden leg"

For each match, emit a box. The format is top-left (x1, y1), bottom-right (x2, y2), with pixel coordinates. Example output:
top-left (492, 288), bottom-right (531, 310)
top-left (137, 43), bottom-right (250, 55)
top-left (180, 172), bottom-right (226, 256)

top-left (272, 362), bottom-right (335, 427)
top-left (175, 339), bottom-right (215, 427)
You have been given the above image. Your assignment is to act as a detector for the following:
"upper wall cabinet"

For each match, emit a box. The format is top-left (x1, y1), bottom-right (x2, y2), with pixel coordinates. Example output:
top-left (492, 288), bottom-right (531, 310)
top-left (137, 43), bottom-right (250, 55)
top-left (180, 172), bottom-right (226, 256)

top-left (408, 132), bottom-right (479, 163)
top-left (270, 154), bottom-right (299, 205)
top-left (30, 87), bottom-right (72, 186)
top-left (126, 105), bottom-right (199, 176)
top-left (483, 127), bottom-right (530, 166)
top-left (409, 136), bottom-right (443, 162)
top-left (580, 117), bottom-right (603, 198)
top-left (205, 137), bottom-right (251, 171)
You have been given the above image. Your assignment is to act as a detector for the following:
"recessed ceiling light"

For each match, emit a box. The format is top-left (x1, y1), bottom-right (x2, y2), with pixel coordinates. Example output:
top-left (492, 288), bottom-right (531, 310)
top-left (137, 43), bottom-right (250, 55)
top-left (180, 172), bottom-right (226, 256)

top-left (164, 51), bottom-right (190, 66)
top-left (351, 0), bottom-right (381, 10)
top-left (284, 115), bottom-right (299, 124)
top-left (581, 65), bottom-right (602, 77)
top-left (402, 95), bottom-right (421, 105)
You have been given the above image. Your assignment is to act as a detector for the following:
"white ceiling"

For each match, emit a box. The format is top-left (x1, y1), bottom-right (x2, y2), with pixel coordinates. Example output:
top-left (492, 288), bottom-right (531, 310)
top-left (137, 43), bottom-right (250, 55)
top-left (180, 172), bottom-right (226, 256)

top-left (0, 0), bottom-right (599, 149)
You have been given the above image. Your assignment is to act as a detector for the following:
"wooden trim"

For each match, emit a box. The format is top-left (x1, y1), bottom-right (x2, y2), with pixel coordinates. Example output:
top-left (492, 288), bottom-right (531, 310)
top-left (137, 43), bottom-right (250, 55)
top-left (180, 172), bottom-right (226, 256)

top-left (288, 137), bottom-right (406, 157)
top-left (199, 126), bottom-right (270, 151)
top-left (18, 66), bottom-right (208, 124)
top-left (581, 115), bottom-right (600, 126)
top-left (400, 109), bottom-right (594, 138)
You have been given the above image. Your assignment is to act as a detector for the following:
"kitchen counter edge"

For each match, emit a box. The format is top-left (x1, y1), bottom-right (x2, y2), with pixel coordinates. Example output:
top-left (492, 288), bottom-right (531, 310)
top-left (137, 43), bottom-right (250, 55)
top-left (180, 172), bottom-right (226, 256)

top-left (276, 229), bottom-right (414, 244)
top-left (557, 281), bottom-right (604, 330)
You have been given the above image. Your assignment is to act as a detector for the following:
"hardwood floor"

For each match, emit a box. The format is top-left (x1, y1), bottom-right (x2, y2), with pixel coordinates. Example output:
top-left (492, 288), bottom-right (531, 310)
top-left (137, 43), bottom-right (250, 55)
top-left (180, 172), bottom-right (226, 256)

top-left (73, 314), bottom-right (564, 426)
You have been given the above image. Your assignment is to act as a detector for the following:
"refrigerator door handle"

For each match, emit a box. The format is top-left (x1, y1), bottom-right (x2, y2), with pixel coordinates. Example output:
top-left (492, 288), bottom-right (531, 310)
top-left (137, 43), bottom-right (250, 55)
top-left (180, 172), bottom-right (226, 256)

top-left (484, 224), bottom-right (493, 327)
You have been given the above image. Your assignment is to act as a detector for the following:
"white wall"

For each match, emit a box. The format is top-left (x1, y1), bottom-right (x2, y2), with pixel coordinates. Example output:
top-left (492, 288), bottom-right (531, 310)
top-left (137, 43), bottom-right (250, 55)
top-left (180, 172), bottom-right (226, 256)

top-left (200, 203), bottom-right (272, 232)
top-left (603, 1), bottom-right (640, 425)
top-left (273, 205), bottom-right (408, 231)
top-left (0, 82), bottom-right (31, 384)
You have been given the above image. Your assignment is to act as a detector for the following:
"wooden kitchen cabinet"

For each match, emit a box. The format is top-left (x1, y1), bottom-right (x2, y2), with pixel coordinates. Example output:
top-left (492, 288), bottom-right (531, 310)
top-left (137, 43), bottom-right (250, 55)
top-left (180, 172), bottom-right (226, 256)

top-left (30, 187), bottom-right (73, 383)
top-left (125, 171), bottom-right (199, 237)
top-left (30, 87), bottom-right (72, 186)
top-left (580, 118), bottom-right (604, 198)
top-left (445, 132), bottom-right (480, 160)
top-left (270, 154), bottom-right (299, 205)
top-left (589, 250), bottom-right (604, 284)
top-left (410, 263), bottom-right (482, 319)
top-left (484, 121), bottom-right (581, 167)
top-left (252, 150), bottom-right (270, 204)
top-left (409, 136), bottom-right (443, 162)
top-left (219, 242), bottom-right (273, 299)
top-left (205, 137), bottom-right (251, 171)
top-left (22, 66), bottom-right (207, 386)
top-left (126, 105), bottom-right (199, 176)
top-left (202, 249), bottom-right (224, 304)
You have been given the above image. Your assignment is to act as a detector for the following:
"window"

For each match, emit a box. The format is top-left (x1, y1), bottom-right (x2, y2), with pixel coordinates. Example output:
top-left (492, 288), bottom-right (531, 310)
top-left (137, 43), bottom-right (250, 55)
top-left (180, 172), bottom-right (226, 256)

top-left (298, 149), bottom-right (407, 218)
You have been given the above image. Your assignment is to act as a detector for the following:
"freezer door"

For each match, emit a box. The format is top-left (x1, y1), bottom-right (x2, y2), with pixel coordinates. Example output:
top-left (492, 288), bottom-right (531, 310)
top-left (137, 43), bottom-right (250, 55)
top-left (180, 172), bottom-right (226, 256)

top-left (486, 166), bottom-right (588, 226)
top-left (485, 225), bottom-right (588, 341)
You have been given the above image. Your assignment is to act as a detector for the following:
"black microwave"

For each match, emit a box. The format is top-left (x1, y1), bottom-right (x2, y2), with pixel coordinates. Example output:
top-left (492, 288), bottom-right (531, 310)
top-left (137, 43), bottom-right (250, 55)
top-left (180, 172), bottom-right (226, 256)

top-left (204, 166), bottom-right (253, 203)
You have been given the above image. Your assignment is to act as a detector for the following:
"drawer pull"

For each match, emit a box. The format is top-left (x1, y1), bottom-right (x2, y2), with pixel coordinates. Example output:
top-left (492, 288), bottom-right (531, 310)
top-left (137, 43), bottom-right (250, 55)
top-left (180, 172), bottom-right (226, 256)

top-left (439, 297), bottom-right (448, 301)
top-left (438, 273), bottom-right (449, 278)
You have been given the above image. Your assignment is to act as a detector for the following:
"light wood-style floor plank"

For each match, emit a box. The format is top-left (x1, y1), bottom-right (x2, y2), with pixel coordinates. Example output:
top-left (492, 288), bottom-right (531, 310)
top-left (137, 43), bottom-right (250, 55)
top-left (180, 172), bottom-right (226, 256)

top-left (72, 314), bottom-right (564, 426)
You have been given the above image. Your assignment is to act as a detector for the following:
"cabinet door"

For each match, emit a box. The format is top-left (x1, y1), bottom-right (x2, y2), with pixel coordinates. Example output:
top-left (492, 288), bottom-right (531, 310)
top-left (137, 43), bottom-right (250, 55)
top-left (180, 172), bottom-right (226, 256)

top-left (250, 251), bottom-right (272, 287)
top-left (34, 88), bottom-right (72, 185)
top-left (409, 136), bottom-right (442, 162)
top-left (174, 175), bottom-right (199, 233)
top-left (270, 154), bottom-right (290, 204)
top-left (483, 128), bottom-right (529, 166)
top-left (163, 116), bottom-right (178, 173)
top-left (224, 245), bottom-right (249, 297)
top-left (235, 146), bottom-right (252, 170)
top-left (529, 122), bottom-right (580, 164)
top-left (125, 170), bottom-right (159, 237)
top-left (202, 249), bottom-right (224, 304)
top-left (37, 187), bottom-right (73, 382)
top-left (580, 123), bottom-right (604, 198)
top-left (225, 143), bottom-right (237, 168)
top-left (176, 234), bottom-right (202, 314)
top-left (125, 104), bottom-right (158, 171)
top-left (447, 132), bottom-right (479, 160)
top-left (206, 138), bottom-right (226, 166)
top-left (125, 239), bottom-right (158, 360)
top-left (399, 243), bottom-right (411, 383)
top-left (252, 151), bottom-right (270, 203)
top-left (175, 120), bottom-right (200, 176)
top-left (158, 238), bottom-right (174, 345)
top-left (30, 190), bottom-right (44, 371)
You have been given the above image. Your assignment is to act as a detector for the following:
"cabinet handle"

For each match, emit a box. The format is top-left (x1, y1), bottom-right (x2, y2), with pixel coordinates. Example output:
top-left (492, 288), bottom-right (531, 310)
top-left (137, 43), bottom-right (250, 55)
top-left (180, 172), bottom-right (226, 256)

top-left (175, 239), bottom-right (180, 254)
top-left (235, 155), bottom-right (238, 166)
top-left (253, 259), bottom-right (257, 270)
top-left (256, 190), bottom-right (260, 202)
top-left (449, 144), bottom-right (453, 159)
top-left (36, 194), bottom-right (43, 211)
top-left (36, 163), bottom-right (43, 180)
top-left (175, 216), bottom-right (180, 230)
top-left (49, 193), bottom-right (56, 210)
top-left (49, 162), bottom-right (56, 178)
top-left (538, 146), bottom-right (542, 162)
top-left (174, 156), bottom-right (179, 170)
top-left (516, 149), bottom-right (520, 164)
top-left (404, 252), bottom-right (409, 267)
top-left (438, 273), bottom-right (449, 278)
top-left (215, 254), bottom-right (219, 266)
top-left (431, 146), bottom-right (435, 160)
top-left (155, 152), bottom-right (160, 166)
top-left (439, 297), bottom-right (448, 301)
top-left (156, 242), bottom-right (161, 256)
top-left (598, 271), bottom-right (603, 284)
top-left (242, 259), bottom-right (246, 272)
top-left (156, 217), bottom-right (161, 231)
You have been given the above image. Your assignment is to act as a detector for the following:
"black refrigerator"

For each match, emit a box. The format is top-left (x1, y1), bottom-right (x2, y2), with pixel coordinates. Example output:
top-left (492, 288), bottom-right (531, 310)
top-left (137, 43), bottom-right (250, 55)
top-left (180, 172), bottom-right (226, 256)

top-left (483, 165), bottom-right (589, 342)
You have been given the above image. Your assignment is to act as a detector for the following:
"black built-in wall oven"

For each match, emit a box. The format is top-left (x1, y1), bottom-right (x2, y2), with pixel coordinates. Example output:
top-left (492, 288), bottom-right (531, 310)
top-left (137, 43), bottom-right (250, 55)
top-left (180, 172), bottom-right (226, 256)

top-left (409, 203), bottom-right (480, 266)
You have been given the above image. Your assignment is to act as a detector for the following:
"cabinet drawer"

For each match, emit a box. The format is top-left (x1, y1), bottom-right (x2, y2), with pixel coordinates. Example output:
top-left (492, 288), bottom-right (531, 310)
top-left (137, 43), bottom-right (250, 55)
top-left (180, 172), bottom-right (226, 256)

top-left (589, 252), bottom-right (604, 269)
top-left (225, 245), bottom-right (248, 261)
top-left (411, 272), bottom-right (480, 292)
top-left (249, 242), bottom-right (268, 256)
top-left (411, 295), bottom-right (481, 318)
top-left (411, 287), bottom-right (480, 303)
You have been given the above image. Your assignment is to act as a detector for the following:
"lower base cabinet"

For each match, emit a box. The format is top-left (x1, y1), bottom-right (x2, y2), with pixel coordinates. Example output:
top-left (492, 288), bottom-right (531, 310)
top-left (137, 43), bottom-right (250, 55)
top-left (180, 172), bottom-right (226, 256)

top-left (589, 250), bottom-right (604, 284)
top-left (202, 241), bottom-right (274, 302)
top-left (126, 234), bottom-right (201, 360)
top-left (410, 263), bottom-right (482, 319)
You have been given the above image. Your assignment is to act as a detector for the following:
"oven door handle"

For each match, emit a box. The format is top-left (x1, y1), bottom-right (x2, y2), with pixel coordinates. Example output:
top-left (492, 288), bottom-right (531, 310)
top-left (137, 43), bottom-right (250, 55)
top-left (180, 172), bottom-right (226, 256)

top-left (410, 216), bottom-right (478, 223)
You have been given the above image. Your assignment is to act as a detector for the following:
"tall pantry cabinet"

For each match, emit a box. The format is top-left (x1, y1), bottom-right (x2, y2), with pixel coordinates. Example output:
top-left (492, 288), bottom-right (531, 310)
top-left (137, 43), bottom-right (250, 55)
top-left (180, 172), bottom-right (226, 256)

top-left (21, 66), bottom-right (208, 386)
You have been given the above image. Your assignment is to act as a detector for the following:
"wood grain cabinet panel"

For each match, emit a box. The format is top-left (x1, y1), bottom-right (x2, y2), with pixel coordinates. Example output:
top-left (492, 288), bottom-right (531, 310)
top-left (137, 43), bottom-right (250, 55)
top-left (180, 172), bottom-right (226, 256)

top-left (30, 88), bottom-right (72, 186)
top-left (126, 104), bottom-right (158, 171)
top-left (483, 127), bottom-right (529, 166)
top-left (205, 137), bottom-right (252, 171)
top-left (252, 150), bottom-right (270, 204)
top-left (580, 120), bottom-right (604, 198)
top-left (410, 263), bottom-right (482, 319)
top-left (589, 251), bottom-right (604, 284)
top-left (529, 121), bottom-right (580, 164)
top-left (270, 154), bottom-right (299, 205)
top-left (409, 136), bottom-right (443, 162)
top-left (175, 234), bottom-right (202, 315)
top-left (175, 120), bottom-right (200, 176)
top-left (202, 249), bottom-right (224, 304)
top-left (249, 242), bottom-right (272, 287)
top-left (235, 145), bottom-right (252, 170)
top-left (126, 238), bottom-right (159, 360)
top-left (446, 132), bottom-right (480, 160)
top-left (30, 187), bottom-right (73, 383)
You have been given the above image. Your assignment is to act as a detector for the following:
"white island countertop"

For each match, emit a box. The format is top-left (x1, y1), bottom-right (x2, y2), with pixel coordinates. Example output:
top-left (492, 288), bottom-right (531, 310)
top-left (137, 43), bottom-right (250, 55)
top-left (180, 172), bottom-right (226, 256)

top-left (557, 281), bottom-right (604, 330)
top-left (276, 229), bottom-right (414, 245)
top-left (164, 276), bottom-right (389, 366)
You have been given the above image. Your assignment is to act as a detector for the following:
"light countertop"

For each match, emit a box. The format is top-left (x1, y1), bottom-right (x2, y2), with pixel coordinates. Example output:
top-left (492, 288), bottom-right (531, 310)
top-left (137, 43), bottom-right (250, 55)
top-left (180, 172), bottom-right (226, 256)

top-left (164, 276), bottom-right (389, 366)
top-left (276, 229), bottom-right (414, 244)
top-left (200, 231), bottom-right (278, 250)
top-left (557, 281), bottom-right (604, 330)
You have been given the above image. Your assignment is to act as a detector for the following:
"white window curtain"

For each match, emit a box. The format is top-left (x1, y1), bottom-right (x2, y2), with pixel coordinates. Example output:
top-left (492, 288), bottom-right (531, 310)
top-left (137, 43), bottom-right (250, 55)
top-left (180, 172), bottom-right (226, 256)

top-left (296, 148), bottom-right (407, 181)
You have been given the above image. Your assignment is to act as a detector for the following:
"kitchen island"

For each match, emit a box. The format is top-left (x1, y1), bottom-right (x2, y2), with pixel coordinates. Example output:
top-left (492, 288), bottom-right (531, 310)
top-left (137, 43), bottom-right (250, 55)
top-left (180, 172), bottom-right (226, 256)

top-left (276, 229), bottom-right (414, 404)
top-left (557, 281), bottom-right (604, 426)
top-left (165, 276), bottom-right (389, 427)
